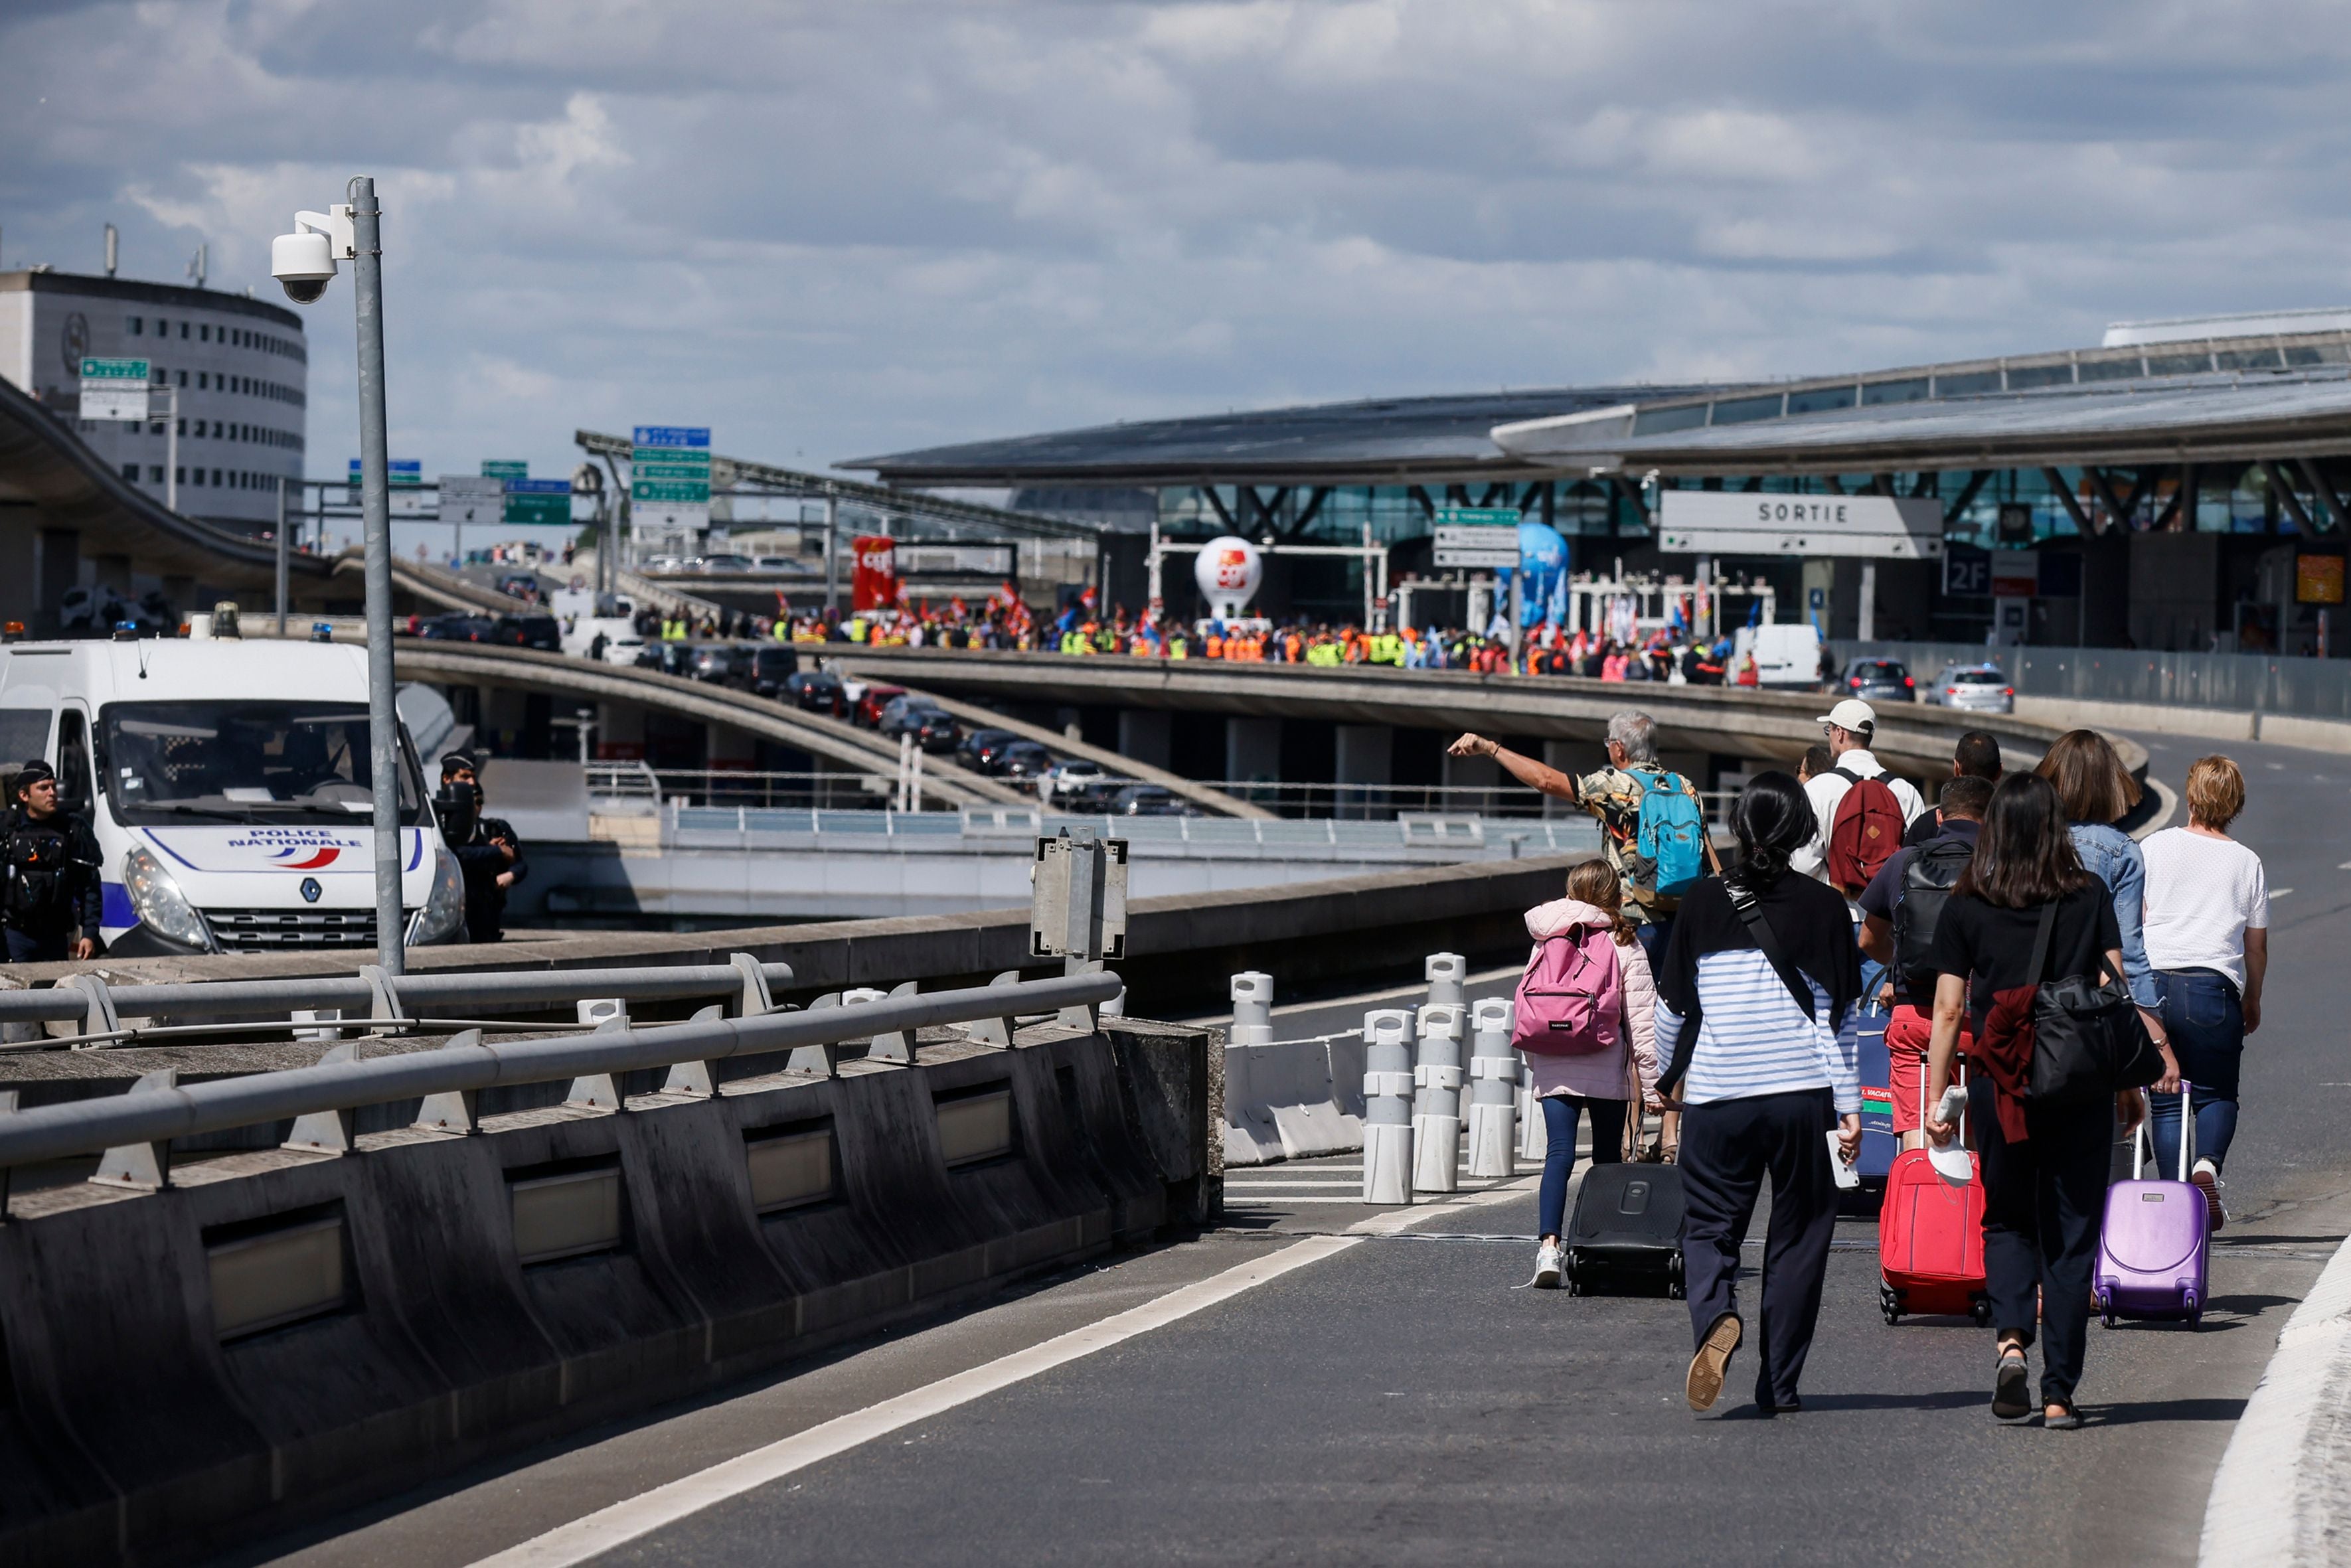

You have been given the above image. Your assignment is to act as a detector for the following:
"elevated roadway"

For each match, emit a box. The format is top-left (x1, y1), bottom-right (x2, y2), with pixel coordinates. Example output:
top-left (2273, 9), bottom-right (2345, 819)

top-left (830, 645), bottom-right (2141, 782)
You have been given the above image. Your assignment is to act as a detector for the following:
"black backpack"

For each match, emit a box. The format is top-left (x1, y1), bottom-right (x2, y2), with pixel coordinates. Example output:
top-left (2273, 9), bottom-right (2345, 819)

top-left (1892, 836), bottom-right (1975, 985)
top-left (1, 819), bottom-right (71, 927)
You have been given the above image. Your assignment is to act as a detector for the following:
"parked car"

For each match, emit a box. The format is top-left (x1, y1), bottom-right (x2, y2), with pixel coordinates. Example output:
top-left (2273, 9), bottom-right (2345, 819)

top-left (852, 684), bottom-right (908, 729)
top-left (1840, 657), bottom-right (1915, 704)
top-left (1108, 783), bottom-right (1191, 817)
top-left (489, 613), bottom-right (561, 652)
top-left (634, 641), bottom-right (697, 678)
top-left (754, 555), bottom-right (797, 574)
top-left (1924, 662), bottom-right (2015, 714)
top-left (783, 668), bottom-right (846, 717)
top-left (1039, 758), bottom-right (1113, 809)
top-left (419, 612), bottom-right (495, 643)
top-left (996, 740), bottom-right (1056, 787)
top-left (495, 572), bottom-right (542, 601)
top-left (744, 645), bottom-right (797, 698)
top-left (957, 727), bottom-right (1018, 771)
top-left (878, 696), bottom-right (960, 752)
top-left (698, 553), bottom-right (754, 574)
top-left (683, 643), bottom-right (751, 686)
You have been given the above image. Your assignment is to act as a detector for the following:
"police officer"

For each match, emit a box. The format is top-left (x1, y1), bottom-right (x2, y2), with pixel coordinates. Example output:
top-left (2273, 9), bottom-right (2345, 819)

top-left (438, 751), bottom-right (527, 942)
top-left (1, 761), bottom-right (101, 963)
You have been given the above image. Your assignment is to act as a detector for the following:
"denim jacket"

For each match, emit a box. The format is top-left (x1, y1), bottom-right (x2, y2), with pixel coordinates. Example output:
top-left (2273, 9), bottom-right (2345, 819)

top-left (2068, 821), bottom-right (2158, 1008)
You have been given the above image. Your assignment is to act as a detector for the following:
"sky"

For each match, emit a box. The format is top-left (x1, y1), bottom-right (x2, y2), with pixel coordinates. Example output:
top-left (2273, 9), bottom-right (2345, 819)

top-left (4, 0), bottom-right (2348, 489)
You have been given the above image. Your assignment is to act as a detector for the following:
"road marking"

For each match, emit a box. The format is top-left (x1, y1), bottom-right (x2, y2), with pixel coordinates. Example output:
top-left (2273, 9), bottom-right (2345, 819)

top-left (467, 1233), bottom-right (1360, 1568)
top-left (2273, 888), bottom-right (2294, 900)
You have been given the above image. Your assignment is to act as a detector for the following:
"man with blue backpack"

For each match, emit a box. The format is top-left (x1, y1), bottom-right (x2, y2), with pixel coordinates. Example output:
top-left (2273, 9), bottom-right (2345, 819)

top-left (1449, 710), bottom-right (1716, 965)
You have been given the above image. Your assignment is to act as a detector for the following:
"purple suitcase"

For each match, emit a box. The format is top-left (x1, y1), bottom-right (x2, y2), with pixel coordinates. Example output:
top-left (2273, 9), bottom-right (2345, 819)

top-left (2094, 1082), bottom-right (2210, 1328)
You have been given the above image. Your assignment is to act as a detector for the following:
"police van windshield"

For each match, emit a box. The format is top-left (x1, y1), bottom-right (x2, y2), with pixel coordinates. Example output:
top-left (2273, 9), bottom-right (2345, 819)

top-left (100, 702), bottom-right (426, 826)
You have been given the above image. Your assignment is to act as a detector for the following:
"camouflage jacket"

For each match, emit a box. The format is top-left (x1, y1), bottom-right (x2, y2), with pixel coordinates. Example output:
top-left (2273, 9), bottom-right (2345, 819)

top-left (1568, 762), bottom-right (1705, 923)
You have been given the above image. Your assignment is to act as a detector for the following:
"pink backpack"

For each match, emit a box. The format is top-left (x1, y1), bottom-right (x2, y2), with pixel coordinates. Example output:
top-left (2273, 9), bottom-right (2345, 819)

top-left (1510, 924), bottom-right (1623, 1056)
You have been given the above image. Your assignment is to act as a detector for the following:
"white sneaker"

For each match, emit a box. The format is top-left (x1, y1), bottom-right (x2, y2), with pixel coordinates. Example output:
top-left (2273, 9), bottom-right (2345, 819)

top-left (2191, 1159), bottom-right (2226, 1233)
top-left (1531, 1239), bottom-right (1564, 1289)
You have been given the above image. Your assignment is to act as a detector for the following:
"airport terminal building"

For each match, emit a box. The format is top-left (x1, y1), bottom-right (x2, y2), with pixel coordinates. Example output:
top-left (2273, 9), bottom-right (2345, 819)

top-left (852, 309), bottom-right (2351, 656)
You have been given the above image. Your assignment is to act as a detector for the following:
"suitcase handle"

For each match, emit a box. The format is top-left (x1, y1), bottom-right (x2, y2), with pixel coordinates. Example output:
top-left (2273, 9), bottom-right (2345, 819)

top-left (2131, 1079), bottom-right (2195, 1181)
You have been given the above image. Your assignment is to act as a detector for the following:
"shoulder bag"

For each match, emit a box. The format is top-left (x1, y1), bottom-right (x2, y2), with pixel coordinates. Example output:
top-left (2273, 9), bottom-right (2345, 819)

top-left (2024, 900), bottom-right (2164, 1105)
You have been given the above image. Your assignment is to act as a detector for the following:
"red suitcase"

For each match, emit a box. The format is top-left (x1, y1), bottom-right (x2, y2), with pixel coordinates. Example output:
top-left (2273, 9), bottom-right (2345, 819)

top-left (1878, 1073), bottom-right (1990, 1325)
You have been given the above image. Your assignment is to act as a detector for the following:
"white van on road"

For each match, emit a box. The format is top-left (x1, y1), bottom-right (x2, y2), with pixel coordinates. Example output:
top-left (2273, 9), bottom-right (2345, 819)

top-left (0, 636), bottom-right (465, 957)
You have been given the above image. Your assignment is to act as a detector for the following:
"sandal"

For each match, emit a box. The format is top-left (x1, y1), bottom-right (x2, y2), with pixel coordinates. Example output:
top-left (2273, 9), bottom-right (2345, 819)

top-left (2044, 1402), bottom-right (2083, 1430)
top-left (1992, 1348), bottom-right (2031, 1421)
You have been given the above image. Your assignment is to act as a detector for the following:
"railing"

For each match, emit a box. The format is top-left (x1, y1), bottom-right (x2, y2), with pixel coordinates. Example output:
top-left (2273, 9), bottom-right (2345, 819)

top-left (588, 764), bottom-right (909, 812)
top-left (0, 971), bottom-right (1122, 1183)
top-left (1836, 639), bottom-right (2351, 721)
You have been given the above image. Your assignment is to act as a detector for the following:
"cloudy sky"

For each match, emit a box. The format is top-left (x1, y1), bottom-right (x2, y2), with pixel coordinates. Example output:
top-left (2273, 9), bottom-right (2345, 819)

top-left (4, 0), bottom-right (2345, 486)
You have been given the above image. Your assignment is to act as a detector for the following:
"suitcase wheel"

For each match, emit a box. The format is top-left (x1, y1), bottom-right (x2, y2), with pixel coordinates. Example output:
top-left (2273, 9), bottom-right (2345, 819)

top-left (1878, 1283), bottom-right (1902, 1326)
top-left (1969, 1296), bottom-right (1992, 1328)
top-left (1666, 1256), bottom-right (1686, 1300)
top-left (2185, 1292), bottom-right (2201, 1329)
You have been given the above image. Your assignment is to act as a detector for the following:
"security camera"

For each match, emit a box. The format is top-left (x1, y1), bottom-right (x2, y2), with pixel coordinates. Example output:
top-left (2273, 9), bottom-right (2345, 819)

top-left (270, 206), bottom-right (356, 305)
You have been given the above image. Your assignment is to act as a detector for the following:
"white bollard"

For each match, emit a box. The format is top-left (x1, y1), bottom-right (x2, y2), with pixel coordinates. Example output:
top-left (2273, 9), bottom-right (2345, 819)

top-left (1411, 1002), bottom-right (1465, 1194)
top-left (1228, 971), bottom-right (1274, 1046)
top-left (1465, 996), bottom-right (1517, 1178)
top-left (1360, 1008), bottom-right (1416, 1205)
top-left (1518, 1058), bottom-right (1547, 1163)
top-left (1425, 952), bottom-right (1466, 1014)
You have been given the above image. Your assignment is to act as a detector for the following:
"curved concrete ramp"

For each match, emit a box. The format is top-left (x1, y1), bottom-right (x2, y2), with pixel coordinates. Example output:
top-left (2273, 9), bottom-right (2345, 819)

top-left (823, 647), bottom-right (2139, 782)
top-left (382, 641), bottom-right (1035, 807)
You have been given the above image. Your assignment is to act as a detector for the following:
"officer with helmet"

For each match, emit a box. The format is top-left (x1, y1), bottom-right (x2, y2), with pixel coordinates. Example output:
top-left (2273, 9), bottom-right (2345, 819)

top-left (438, 750), bottom-right (527, 942)
top-left (1, 760), bottom-right (102, 963)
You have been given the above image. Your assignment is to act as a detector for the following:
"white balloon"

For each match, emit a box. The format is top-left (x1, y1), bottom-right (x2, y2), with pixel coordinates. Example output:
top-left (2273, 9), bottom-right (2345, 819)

top-left (1192, 535), bottom-right (1263, 617)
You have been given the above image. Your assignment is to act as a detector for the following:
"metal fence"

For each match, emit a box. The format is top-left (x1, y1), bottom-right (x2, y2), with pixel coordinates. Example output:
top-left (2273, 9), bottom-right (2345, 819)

top-left (1835, 641), bottom-right (2351, 720)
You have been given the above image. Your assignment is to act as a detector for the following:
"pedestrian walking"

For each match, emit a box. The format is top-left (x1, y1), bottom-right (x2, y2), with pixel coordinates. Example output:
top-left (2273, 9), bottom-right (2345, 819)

top-left (2139, 755), bottom-right (2267, 1231)
top-left (0, 760), bottom-right (102, 963)
top-left (1449, 711), bottom-right (1715, 965)
top-left (1654, 772), bottom-right (1861, 1414)
top-left (1791, 698), bottom-right (1927, 886)
top-left (1904, 730), bottom-right (2003, 846)
top-left (1860, 774), bottom-right (1992, 1146)
top-left (2036, 730), bottom-right (2164, 1040)
top-left (1921, 772), bottom-right (2180, 1428)
top-left (1526, 858), bottom-right (1659, 1289)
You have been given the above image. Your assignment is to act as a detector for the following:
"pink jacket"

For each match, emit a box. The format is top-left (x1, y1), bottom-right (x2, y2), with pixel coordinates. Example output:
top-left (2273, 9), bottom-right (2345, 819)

top-left (1521, 898), bottom-right (1659, 1104)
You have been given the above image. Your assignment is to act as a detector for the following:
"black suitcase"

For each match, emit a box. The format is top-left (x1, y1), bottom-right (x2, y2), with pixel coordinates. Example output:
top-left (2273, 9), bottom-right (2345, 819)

top-left (1564, 1109), bottom-right (1685, 1298)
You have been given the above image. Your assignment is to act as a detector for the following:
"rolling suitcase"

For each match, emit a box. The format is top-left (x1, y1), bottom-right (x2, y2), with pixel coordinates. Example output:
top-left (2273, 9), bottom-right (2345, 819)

top-left (2095, 1083), bottom-right (2210, 1328)
top-left (1564, 1102), bottom-right (1684, 1298)
top-left (1845, 1004), bottom-right (1898, 1215)
top-left (1878, 1069), bottom-right (1989, 1325)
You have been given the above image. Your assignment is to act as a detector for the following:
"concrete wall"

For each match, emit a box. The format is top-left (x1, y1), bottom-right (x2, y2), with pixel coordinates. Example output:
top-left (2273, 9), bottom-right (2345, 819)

top-left (0, 1018), bottom-right (1211, 1567)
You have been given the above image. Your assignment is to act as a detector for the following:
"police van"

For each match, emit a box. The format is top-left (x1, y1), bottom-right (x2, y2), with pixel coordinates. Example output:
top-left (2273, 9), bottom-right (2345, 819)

top-left (0, 630), bottom-right (465, 956)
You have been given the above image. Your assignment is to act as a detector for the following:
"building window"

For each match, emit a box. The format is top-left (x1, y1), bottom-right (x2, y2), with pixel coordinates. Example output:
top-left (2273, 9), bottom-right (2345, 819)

top-left (1862, 376), bottom-right (1930, 406)
top-left (210, 469), bottom-right (222, 486)
top-left (199, 324), bottom-right (210, 342)
top-left (154, 317), bottom-right (167, 335)
top-left (149, 465), bottom-right (163, 483)
top-left (2006, 362), bottom-right (2073, 390)
top-left (175, 466), bottom-right (186, 485)
top-left (176, 370), bottom-right (187, 386)
top-left (179, 322), bottom-right (189, 339)
top-left (121, 463), bottom-right (139, 481)
top-left (176, 418), bottom-right (187, 436)
top-left (1787, 385), bottom-right (1857, 415)
top-left (198, 372), bottom-right (208, 390)
top-left (1710, 392), bottom-right (1785, 426)
top-left (127, 316), bottom-right (143, 335)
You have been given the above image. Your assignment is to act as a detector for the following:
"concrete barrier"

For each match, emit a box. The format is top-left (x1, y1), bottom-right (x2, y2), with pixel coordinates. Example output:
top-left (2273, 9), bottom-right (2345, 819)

top-left (1220, 1035), bottom-right (1362, 1167)
top-left (0, 1016), bottom-right (1210, 1568)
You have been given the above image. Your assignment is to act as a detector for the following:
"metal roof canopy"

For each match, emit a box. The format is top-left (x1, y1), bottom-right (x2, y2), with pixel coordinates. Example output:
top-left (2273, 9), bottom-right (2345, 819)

top-left (1497, 368), bottom-right (2351, 477)
top-left (839, 385), bottom-right (1716, 489)
top-left (575, 429), bottom-right (1101, 543)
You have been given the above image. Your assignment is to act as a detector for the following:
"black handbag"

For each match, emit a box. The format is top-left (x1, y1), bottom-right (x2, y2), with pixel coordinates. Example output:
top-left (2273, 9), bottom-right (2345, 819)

top-left (2023, 900), bottom-right (2164, 1104)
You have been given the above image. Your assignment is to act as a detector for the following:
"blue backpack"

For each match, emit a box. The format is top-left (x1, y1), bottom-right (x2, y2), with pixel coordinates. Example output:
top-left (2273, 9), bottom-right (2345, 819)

top-left (1635, 771), bottom-right (1706, 898)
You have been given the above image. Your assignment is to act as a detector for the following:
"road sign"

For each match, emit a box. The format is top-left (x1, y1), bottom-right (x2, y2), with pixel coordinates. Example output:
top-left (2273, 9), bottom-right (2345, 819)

top-left (504, 477), bottom-right (572, 528)
top-left (1657, 491), bottom-right (1944, 560)
top-left (632, 426), bottom-right (710, 533)
top-left (1943, 543), bottom-right (1990, 596)
top-left (351, 459), bottom-right (426, 515)
top-left (78, 356), bottom-right (149, 422)
top-left (1431, 508), bottom-right (1522, 568)
top-left (439, 474), bottom-right (502, 527)
top-left (481, 459), bottom-right (528, 480)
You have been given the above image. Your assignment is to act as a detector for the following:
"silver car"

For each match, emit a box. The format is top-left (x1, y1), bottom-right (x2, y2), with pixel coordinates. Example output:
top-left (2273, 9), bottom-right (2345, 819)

top-left (1925, 662), bottom-right (2014, 714)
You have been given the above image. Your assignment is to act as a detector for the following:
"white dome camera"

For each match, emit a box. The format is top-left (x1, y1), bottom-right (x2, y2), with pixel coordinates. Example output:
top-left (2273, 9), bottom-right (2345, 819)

top-left (271, 206), bottom-right (356, 305)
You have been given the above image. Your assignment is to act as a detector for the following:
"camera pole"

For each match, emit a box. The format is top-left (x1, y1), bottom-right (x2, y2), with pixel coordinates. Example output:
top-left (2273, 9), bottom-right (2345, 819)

top-left (349, 175), bottom-right (404, 975)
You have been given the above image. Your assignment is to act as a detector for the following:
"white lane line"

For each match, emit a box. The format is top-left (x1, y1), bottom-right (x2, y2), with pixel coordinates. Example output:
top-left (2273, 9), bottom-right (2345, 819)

top-left (467, 1233), bottom-right (1360, 1568)
top-left (2273, 888), bottom-right (2295, 900)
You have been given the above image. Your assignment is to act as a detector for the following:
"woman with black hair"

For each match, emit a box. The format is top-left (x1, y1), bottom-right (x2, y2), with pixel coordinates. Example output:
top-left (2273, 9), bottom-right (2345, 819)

top-left (1654, 771), bottom-right (1862, 1415)
top-left (1922, 772), bottom-right (2179, 1429)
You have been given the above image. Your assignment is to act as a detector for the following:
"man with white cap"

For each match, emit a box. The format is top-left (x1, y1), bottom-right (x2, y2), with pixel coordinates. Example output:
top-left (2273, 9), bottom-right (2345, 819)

top-left (1793, 698), bottom-right (1925, 888)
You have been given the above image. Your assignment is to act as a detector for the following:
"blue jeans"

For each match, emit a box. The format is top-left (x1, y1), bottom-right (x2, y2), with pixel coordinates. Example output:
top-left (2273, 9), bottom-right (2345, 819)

top-left (1538, 1093), bottom-right (1628, 1239)
top-left (2147, 968), bottom-right (2245, 1175)
top-left (1635, 914), bottom-right (1674, 971)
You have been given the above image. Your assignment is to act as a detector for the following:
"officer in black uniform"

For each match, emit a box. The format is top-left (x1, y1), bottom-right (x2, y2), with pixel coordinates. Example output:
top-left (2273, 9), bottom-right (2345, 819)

top-left (438, 751), bottom-right (527, 942)
top-left (1, 760), bottom-right (102, 963)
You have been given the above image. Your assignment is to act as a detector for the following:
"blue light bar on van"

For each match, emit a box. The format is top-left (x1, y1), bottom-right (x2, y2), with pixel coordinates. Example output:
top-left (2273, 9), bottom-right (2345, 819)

top-left (310, 623), bottom-right (335, 643)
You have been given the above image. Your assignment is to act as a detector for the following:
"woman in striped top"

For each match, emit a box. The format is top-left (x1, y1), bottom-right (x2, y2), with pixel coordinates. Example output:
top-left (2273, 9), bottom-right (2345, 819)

top-left (1656, 771), bottom-right (1862, 1414)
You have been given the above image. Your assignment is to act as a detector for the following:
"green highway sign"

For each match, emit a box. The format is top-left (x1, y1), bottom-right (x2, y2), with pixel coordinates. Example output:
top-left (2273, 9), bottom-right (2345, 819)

top-left (482, 459), bottom-right (528, 479)
top-left (504, 477), bottom-right (572, 527)
top-left (78, 356), bottom-right (151, 421)
top-left (631, 425), bottom-right (711, 532)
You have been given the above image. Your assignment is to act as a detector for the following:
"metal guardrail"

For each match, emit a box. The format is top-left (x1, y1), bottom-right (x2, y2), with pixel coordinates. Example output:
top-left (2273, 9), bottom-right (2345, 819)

top-left (0, 958), bottom-right (799, 1035)
top-left (1836, 639), bottom-right (2351, 720)
top-left (0, 971), bottom-right (1121, 1181)
top-left (666, 806), bottom-right (1605, 856)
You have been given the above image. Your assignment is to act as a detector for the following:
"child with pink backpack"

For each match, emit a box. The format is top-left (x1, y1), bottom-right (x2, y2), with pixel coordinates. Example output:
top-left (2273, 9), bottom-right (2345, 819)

top-left (1520, 858), bottom-right (1660, 1287)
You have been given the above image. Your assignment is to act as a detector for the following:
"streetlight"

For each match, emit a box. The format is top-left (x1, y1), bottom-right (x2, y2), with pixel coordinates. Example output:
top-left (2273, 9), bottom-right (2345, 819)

top-left (269, 177), bottom-right (406, 975)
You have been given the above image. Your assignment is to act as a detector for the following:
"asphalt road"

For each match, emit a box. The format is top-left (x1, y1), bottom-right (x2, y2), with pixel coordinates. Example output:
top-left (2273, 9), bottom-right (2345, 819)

top-left (240, 732), bottom-right (2351, 1568)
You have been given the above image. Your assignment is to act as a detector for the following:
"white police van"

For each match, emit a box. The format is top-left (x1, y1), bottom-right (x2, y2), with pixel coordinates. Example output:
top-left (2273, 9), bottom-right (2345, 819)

top-left (0, 631), bottom-right (465, 956)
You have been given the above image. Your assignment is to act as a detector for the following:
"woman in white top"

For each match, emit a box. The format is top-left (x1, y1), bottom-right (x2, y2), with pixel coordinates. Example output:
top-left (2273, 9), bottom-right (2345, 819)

top-left (2139, 755), bottom-right (2269, 1231)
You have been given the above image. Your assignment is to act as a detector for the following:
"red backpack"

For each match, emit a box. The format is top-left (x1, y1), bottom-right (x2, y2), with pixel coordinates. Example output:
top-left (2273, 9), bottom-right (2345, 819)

top-left (1826, 767), bottom-right (1904, 895)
